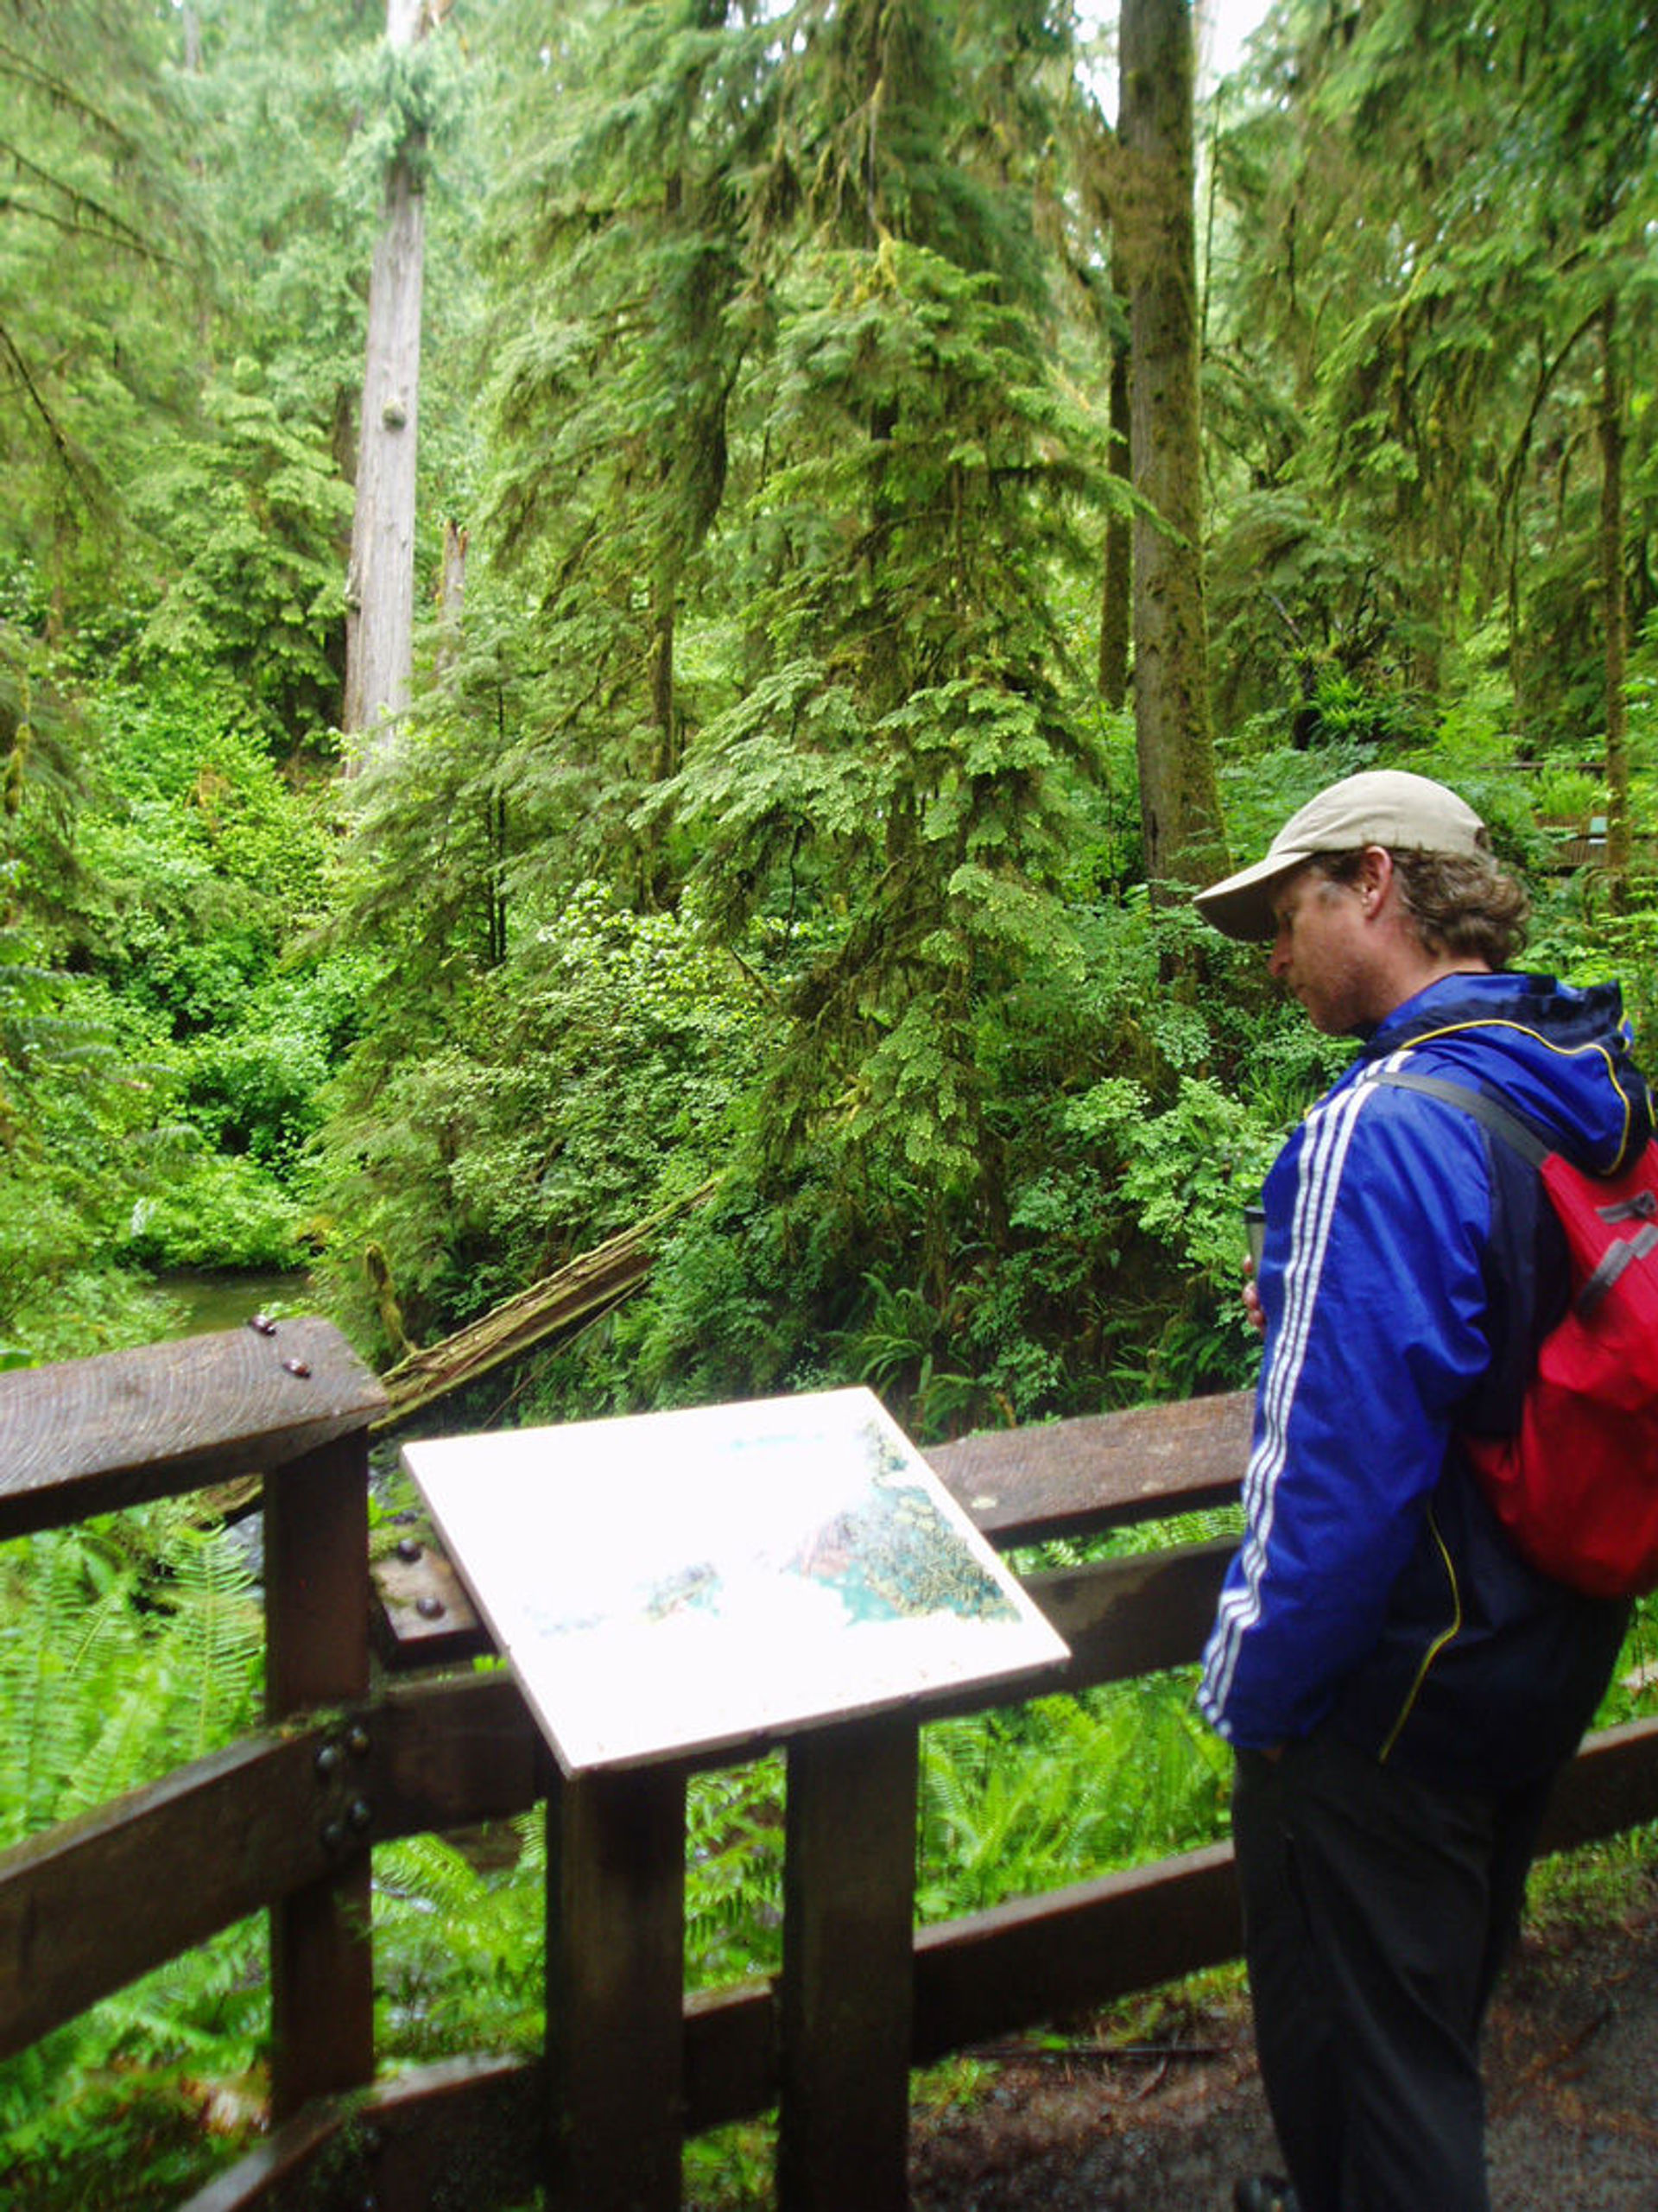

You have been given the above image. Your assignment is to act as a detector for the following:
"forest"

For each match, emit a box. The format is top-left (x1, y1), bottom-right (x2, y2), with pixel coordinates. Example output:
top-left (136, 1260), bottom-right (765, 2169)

top-left (2, 0), bottom-right (1656, 2201)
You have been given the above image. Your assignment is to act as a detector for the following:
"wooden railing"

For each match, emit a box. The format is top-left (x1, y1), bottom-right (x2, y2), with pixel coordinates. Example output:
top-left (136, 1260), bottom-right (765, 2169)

top-left (5, 1321), bottom-right (1658, 2212)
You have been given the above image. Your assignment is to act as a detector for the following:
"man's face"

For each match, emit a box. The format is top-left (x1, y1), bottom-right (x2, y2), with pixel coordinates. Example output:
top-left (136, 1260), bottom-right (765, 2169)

top-left (1268, 863), bottom-right (1378, 1036)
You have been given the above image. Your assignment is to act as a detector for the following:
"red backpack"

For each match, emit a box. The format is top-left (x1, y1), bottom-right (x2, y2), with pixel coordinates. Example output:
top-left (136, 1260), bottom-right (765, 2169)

top-left (1381, 1067), bottom-right (1658, 1598)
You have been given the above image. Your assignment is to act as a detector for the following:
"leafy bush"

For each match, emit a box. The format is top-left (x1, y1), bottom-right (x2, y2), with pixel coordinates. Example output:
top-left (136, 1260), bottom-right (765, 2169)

top-left (174, 953), bottom-right (373, 1173)
top-left (0, 669), bottom-right (363, 1327)
top-left (76, 675), bottom-right (335, 1036)
top-left (121, 1149), bottom-right (305, 1272)
top-left (0, 903), bottom-right (187, 1358)
top-left (317, 882), bottom-right (775, 1351)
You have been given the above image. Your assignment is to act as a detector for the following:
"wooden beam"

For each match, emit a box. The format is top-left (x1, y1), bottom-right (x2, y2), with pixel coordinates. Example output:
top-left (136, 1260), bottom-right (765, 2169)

top-left (926, 1390), bottom-right (1252, 1544)
top-left (1028, 1538), bottom-right (1233, 1685)
top-left (778, 1719), bottom-right (920, 2212)
top-left (0, 1317), bottom-right (384, 1538)
top-left (371, 1671), bottom-right (542, 1830)
top-left (0, 1731), bottom-right (321, 2062)
top-left (545, 1762), bottom-right (687, 2212)
top-left (0, 1676), bottom-right (542, 2063)
top-left (1538, 1711), bottom-right (1658, 1854)
top-left (370, 1536), bottom-right (485, 1667)
top-left (265, 1432), bottom-right (374, 2122)
top-left (912, 1841), bottom-right (1241, 2061)
top-left (16, 1638), bottom-right (1655, 2121)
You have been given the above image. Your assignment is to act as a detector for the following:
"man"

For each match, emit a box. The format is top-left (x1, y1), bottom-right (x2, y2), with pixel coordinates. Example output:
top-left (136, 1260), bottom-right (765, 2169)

top-left (1192, 770), bottom-right (1649, 2212)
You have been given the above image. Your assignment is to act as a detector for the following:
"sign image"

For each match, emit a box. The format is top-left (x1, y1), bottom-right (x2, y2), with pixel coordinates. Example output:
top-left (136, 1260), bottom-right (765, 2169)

top-left (402, 1387), bottom-right (1068, 1773)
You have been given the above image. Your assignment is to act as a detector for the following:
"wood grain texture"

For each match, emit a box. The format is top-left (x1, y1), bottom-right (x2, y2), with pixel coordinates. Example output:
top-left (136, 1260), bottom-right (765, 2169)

top-left (0, 1730), bottom-right (332, 2062)
top-left (265, 1434), bottom-right (375, 2121)
top-left (778, 1720), bottom-right (919, 2212)
top-left (925, 1390), bottom-right (1253, 1543)
top-left (544, 1764), bottom-right (688, 2211)
top-left (0, 1317), bottom-right (385, 1537)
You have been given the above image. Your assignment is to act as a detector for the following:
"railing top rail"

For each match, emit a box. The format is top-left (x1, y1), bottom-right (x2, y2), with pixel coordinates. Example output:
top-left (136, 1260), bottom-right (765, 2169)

top-left (0, 1317), bottom-right (386, 1540)
top-left (926, 1389), bottom-right (1252, 1546)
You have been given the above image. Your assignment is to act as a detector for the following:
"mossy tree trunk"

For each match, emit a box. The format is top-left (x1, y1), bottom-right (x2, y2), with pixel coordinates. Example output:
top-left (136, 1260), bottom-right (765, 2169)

top-left (1118, 0), bottom-right (1225, 897)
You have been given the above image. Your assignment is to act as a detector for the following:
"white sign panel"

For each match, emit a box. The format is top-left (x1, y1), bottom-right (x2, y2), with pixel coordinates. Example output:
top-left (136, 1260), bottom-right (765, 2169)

top-left (402, 1387), bottom-right (1068, 1775)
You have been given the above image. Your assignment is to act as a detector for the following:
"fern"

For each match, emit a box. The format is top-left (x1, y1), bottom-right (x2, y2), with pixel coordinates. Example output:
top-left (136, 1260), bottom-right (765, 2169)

top-left (0, 1527), bottom-right (165, 1838)
top-left (166, 1524), bottom-right (265, 1764)
top-left (0, 1512), bottom-right (269, 2190)
top-left (917, 1680), bottom-right (1232, 1920)
top-left (0, 1512), bottom-right (263, 1845)
top-left (685, 1757), bottom-right (787, 1990)
top-left (0, 1926), bottom-right (266, 2208)
top-left (374, 1818), bottom-right (547, 2061)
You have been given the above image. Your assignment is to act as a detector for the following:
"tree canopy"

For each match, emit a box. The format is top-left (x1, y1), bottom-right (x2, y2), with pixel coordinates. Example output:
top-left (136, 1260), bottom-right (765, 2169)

top-left (0, 0), bottom-right (1650, 1426)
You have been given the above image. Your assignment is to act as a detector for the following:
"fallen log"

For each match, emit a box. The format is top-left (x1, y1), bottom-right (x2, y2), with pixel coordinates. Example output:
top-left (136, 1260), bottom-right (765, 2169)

top-left (373, 1179), bottom-right (719, 1432)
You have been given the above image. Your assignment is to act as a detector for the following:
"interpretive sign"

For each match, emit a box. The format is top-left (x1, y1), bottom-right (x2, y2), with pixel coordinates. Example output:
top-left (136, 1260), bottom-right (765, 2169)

top-left (402, 1386), bottom-right (1068, 1774)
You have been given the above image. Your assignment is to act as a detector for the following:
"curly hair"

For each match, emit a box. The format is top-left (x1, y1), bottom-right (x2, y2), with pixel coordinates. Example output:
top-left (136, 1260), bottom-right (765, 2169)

top-left (1315, 845), bottom-right (1529, 969)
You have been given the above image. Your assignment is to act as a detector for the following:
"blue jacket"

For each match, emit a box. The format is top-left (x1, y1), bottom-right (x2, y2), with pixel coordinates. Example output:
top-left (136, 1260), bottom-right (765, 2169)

top-left (1199, 969), bottom-right (1651, 1788)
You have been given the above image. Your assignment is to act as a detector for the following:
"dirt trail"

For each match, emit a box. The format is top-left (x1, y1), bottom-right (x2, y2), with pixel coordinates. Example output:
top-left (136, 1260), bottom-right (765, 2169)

top-left (909, 1867), bottom-right (1658, 2210)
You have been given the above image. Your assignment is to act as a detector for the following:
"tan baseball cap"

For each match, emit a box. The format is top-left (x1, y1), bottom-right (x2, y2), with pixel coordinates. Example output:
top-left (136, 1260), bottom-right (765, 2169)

top-left (1193, 770), bottom-right (1489, 941)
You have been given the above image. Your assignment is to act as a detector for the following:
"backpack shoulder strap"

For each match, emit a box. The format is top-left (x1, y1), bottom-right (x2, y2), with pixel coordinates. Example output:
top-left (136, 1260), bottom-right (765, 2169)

top-left (1371, 1065), bottom-right (1550, 1169)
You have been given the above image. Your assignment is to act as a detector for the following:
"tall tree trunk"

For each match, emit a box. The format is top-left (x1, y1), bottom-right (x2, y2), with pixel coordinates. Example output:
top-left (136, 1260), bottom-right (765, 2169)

top-left (1098, 258), bottom-right (1131, 710)
top-left (343, 0), bottom-right (429, 767)
top-left (1118, 0), bottom-right (1225, 895)
top-left (1597, 296), bottom-right (1630, 904)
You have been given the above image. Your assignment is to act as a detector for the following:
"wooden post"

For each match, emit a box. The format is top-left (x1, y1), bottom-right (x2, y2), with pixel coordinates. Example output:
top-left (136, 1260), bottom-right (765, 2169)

top-left (264, 1431), bottom-right (373, 2121)
top-left (544, 1760), bottom-right (687, 2211)
top-left (778, 1717), bottom-right (920, 2212)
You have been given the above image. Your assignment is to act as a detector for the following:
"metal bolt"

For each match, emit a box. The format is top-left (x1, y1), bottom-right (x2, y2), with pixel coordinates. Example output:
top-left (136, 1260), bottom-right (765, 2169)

top-left (315, 1742), bottom-right (342, 1779)
top-left (320, 1818), bottom-right (345, 1851)
top-left (347, 1797), bottom-right (372, 1832)
top-left (347, 1724), bottom-right (371, 1759)
top-left (282, 1356), bottom-right (312, 1379)
top-left (248, 1313), bottom-right (278, 1335)
top-left (415, 1594), bottom-right (446, 1620)
top-left (396, 1536), bottom-right (423, 1562)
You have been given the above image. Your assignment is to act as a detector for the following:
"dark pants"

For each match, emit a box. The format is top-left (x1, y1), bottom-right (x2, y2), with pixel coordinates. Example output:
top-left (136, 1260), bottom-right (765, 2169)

top-left (1231, 1729), bottom-right (1554, 2212)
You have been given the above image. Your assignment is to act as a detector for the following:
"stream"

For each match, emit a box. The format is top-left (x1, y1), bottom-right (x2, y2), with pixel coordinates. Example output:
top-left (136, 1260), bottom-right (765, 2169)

top-left (155, 1268), bottom-right (316, 1340)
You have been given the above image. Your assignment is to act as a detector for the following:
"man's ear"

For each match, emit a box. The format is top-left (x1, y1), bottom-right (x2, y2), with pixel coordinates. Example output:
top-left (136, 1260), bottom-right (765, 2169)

top-left (1355, 844), bottom-right (1395, 916)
